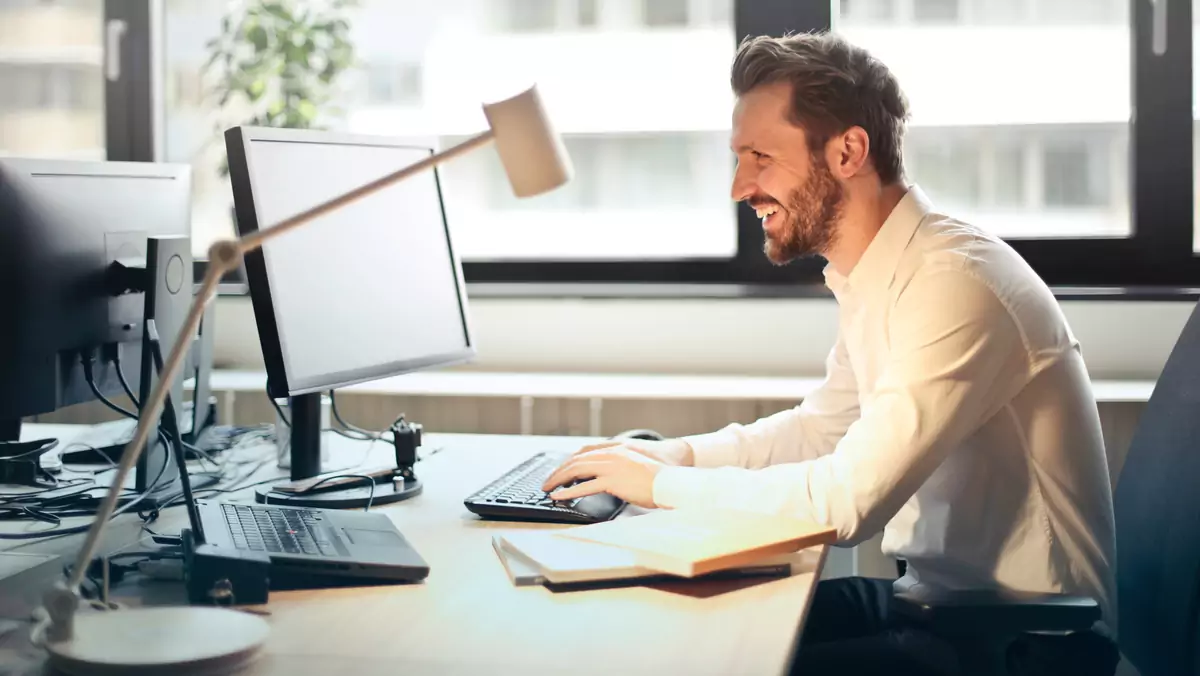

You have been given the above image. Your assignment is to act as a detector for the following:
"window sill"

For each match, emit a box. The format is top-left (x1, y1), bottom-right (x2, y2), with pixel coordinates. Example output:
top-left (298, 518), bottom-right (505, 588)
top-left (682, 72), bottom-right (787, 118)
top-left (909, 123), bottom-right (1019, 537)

top-left (467, 284), bottom-right (1200, 301)
top-left (213, 281), bottom-right (1200, 301)
top-left (208, 369), bottom-right (1155, 405)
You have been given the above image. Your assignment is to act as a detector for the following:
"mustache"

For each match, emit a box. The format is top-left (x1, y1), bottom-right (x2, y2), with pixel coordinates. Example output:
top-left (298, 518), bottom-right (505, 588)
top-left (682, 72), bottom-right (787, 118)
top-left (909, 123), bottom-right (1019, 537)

top-left (746, 196), bottom-right (782, 210)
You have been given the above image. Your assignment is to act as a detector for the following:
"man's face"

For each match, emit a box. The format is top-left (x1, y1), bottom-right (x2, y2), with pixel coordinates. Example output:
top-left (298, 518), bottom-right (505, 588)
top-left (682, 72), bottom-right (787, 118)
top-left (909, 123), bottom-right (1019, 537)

top-left (730, 82), bottom-right (844, 265)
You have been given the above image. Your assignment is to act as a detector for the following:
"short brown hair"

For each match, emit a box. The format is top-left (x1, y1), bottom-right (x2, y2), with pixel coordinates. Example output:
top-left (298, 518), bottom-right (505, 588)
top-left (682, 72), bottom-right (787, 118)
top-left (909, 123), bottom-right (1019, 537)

top-left (731, 32), bottom-right (910, 184)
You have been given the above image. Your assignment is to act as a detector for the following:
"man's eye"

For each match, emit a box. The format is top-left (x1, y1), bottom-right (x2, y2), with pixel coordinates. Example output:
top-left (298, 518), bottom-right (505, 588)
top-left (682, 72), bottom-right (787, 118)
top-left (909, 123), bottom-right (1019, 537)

top-left (753, 151), bottom-right (768, 160)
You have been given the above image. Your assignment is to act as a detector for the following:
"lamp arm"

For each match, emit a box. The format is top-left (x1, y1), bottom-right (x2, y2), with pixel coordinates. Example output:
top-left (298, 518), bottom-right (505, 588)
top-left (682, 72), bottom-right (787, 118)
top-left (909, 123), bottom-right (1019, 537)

top-left (65, 266), bottom-right (223, 592)
top-left (41, 128), bottom-right (498, 643)
top-left (238, 129), bottom-right (495, 254)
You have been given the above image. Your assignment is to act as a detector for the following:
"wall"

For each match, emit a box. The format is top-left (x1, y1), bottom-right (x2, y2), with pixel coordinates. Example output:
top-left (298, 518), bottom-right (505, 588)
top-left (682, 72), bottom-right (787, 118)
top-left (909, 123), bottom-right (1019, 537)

top-left (213, 295), bottom-right (1194, 380)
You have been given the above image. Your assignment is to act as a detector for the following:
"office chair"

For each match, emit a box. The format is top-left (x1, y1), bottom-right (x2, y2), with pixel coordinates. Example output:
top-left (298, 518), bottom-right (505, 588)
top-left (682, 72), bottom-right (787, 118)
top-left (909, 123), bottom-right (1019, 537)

top-left (891, 298), bottom-right (1200, 676)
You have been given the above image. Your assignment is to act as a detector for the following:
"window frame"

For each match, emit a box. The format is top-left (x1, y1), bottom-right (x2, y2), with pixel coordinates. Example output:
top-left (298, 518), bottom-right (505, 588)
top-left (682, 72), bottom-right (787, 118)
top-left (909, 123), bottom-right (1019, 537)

top-left (116, 0), bottom-right (1200, 296)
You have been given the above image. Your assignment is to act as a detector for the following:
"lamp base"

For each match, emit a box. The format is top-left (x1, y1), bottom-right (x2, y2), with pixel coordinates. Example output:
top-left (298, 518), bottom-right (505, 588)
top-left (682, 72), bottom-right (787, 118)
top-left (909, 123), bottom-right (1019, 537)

top-left (44, 606), bottom-right (268, 676)
top-left (254, 475), bottom-right (422, 509)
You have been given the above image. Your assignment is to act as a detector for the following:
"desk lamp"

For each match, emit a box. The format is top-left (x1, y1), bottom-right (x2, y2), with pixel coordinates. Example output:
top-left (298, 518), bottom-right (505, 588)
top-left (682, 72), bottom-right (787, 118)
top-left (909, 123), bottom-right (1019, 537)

top-left (34, 85), bottom-right (572, 675)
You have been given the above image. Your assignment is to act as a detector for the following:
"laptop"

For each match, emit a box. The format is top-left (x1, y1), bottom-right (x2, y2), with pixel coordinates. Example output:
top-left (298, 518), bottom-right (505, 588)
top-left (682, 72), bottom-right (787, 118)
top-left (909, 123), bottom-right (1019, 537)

top-left (191, 498), bottom-right (429, 585)
top-left (148, 330), bottom-right (428, 586)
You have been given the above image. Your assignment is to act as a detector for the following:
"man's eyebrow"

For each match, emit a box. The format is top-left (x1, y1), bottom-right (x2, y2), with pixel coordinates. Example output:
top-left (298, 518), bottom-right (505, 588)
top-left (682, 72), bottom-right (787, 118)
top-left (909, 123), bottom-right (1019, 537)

top-left (732, 144), bottom-right (755, 153)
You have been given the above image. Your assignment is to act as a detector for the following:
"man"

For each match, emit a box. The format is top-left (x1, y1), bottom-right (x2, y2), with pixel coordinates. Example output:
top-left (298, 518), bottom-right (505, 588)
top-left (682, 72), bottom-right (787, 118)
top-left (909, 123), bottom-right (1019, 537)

top-left (543, 32), bottom-right (1120, 676)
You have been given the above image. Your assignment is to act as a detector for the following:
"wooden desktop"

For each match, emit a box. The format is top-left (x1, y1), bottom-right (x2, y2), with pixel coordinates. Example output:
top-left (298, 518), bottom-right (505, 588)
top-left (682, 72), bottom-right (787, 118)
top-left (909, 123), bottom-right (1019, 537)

top-left (1, 428), bottom-right (827, 676)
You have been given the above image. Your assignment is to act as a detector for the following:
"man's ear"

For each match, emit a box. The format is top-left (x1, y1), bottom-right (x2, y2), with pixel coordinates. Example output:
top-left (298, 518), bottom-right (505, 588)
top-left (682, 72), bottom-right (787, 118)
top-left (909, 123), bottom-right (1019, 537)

top-left (827, 126), bottom-right (870, 179)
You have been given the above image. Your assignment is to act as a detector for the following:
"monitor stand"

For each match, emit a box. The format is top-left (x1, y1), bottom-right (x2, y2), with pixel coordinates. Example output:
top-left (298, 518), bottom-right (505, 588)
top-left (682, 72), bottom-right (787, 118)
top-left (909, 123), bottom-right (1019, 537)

top-left (253, 392), bottom-right (423, 509)
top-left (1, 418), bottom-right (18, 443)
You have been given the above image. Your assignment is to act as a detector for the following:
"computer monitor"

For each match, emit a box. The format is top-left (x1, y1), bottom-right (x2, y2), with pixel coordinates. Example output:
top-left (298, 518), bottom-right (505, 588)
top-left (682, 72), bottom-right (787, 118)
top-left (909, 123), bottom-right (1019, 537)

top-left (0, 157), bottom-right (192, 494)
top-left (225, 126), bottom-right (475, 506)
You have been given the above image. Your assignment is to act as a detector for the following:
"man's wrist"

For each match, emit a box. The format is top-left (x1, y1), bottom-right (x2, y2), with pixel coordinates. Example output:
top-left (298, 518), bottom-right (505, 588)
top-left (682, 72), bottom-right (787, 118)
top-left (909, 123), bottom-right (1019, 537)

top-left (679, 427), bottom-right (742, 468)
top-left (677, 440), bottom-right (695, 467)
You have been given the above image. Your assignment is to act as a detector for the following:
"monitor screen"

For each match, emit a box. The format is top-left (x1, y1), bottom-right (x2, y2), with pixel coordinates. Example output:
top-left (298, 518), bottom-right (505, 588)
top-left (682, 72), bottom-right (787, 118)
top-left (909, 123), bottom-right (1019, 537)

top-left (228, 128), bottom-right (474, 396)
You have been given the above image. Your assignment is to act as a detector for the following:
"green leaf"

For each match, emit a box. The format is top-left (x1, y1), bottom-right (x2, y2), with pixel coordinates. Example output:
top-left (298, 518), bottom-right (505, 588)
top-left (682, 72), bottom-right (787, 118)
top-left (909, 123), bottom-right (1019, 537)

top-left (247, 25), bottom-right (269, 52)
top-left (263, 3), bottom-right (292, 23)
top-left (297, 99), bottom-right (317, 121)
top-left (203, 49), bottom-right (223, 71)
top-left (284, 44), bottom-right (309, 68)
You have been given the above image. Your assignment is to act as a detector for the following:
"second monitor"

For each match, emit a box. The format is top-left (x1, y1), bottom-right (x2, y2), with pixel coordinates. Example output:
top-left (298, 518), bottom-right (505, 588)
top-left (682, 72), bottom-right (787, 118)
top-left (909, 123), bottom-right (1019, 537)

top-left (225, 127), bottom-right (475, 507)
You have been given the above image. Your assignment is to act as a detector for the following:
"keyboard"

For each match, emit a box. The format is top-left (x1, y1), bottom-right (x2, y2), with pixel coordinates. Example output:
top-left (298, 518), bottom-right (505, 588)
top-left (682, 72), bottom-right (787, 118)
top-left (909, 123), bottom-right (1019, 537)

top-left (222, 503), bottom-right (339, 556)
top-left (464, 452), bottom-right (626, 524)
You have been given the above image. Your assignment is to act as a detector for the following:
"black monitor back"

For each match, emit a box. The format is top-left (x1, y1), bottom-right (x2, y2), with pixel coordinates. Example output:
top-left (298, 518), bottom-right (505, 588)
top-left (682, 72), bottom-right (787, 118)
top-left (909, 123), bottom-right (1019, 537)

top-left (0, 158), bottom-right (191, 432)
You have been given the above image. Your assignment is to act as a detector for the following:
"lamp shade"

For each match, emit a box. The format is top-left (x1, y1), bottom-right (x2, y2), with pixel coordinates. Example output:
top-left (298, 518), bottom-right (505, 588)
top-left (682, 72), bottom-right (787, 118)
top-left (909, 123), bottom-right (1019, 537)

top-left (482, 85), bottom-right (573, 198)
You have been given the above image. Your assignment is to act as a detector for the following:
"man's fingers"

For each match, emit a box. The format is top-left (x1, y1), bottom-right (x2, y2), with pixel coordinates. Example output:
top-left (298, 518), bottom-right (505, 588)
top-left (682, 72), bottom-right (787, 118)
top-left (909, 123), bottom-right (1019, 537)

top-left (545, 450), bottom-right (617, 490)
top-left (543, 459), bottom-right (608, 491)
top-left (619, 444), bottom-right (656, 461)
top-left (571, 440), bottom-right (621, 457)
top-left (550, 478), bottom-right (607, 501)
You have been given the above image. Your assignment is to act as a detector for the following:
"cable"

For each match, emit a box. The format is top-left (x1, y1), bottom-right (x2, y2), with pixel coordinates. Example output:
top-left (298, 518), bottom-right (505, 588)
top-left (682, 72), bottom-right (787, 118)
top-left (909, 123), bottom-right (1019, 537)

top-left (0, 430), bottom-right (174, 540)
top-left (81, 353), bottom-right (138, 421)
top-left (113, 350), bottom-right (140, 409)
top-left (268, 393), bottom-right (291, 428)
top-left (59, 442), bottom-right (118, 469)
top-left (64, 550), bottom-right (184, 601)
top-left (329, 390), bottom-right (390, 441)
top-left (296, 473), bottom-right (377, 511)
top-left (181, 440), bottom-right (223, 471)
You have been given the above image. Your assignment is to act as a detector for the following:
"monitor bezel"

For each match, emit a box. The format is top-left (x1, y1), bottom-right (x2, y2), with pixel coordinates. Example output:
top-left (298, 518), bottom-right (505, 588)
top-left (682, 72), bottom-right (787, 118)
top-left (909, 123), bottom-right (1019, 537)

top-left (224, 126), bottom-right (476, 400)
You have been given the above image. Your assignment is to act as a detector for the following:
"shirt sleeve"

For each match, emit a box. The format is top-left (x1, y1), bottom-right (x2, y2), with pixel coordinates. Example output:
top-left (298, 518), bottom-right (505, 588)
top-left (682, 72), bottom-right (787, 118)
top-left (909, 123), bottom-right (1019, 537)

top-left (654, 268), bottom-right (1031, 546)
top-left (681, 334), bottom-right (861, 470)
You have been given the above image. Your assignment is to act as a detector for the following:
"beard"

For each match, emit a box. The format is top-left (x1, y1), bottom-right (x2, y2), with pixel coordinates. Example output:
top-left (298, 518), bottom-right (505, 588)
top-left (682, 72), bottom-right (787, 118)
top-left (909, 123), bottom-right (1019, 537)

top-left (758, 157), bottom-right (845, 266)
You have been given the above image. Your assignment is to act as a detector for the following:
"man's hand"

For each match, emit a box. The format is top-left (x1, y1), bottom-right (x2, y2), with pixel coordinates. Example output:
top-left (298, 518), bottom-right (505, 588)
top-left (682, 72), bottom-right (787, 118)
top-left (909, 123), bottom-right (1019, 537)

top-left (568, 437), bottom-right (696, 468)
top-left (541, 448), bottom-right (665, 508)
top-left (541, 438), bottom-right (694, 508)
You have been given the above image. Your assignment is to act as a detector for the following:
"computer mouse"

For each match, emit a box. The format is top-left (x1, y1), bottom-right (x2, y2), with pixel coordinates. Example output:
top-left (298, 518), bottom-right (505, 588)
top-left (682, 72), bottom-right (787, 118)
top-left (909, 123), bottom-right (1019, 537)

top-left (612, 428), bottom-right (665, 442)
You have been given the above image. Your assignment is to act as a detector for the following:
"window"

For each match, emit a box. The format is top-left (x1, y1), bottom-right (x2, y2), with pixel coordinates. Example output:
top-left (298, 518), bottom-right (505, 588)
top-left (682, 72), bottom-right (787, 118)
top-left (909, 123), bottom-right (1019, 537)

top-left (161, 0), bottom-right (736, 262)
top-left (912, 0), bottom-right (958, 22)
top-left (906, 136), bottom-right (981, 212)
top-left (643, 0), bottom-right (689, 27)
top-left (992, 144), bottom-right (1026, 208)
top-left (1043, 142), bottom-right (1105, 208)
top-left (114, 1), bottom-right (1199, 290)
top-left (505, 0), bottom-right (557, 32)
top-left (840, 0), bottom-right (1131, 240)
top-left (840, 0), bottom-right (894, 23)
top-left (366, 63), bottom-right (422, 105)
top-left (0, 0), bottom-right (104, 159)
top-left (578, 0), bottom-right (597, 27)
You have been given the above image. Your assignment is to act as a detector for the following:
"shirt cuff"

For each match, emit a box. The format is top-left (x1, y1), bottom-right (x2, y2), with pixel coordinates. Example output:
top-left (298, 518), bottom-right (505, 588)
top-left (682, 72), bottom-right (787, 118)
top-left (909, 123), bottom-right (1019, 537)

top-left (681, 425), bottom-right (743, 469)
top-left (652, 466), bottom-right (713, 510)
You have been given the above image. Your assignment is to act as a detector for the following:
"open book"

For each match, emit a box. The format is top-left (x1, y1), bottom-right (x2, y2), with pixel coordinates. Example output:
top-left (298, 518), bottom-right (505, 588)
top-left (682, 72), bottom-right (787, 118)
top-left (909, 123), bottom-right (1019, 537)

top-left (493, 531), bottom-right (793, 587)
top-left (556, 508), bottom-right (836, 577)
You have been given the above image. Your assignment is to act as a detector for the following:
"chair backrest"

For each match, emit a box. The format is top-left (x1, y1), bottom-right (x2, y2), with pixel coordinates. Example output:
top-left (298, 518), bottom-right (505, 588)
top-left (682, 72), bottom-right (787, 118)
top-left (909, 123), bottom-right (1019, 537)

top-left (1115, 300), bottom-right (1200, 676)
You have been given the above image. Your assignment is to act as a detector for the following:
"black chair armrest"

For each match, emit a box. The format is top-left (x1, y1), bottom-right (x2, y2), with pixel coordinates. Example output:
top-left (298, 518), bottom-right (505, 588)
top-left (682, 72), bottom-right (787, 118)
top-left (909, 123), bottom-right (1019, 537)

top-left (891, 588), bottom-right (1100, 636)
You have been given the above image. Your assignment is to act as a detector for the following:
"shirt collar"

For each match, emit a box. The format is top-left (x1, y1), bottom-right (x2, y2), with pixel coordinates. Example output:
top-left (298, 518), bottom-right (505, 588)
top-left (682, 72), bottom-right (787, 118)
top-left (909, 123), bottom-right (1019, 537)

top-left (823, 185), bottom-right (933, 298)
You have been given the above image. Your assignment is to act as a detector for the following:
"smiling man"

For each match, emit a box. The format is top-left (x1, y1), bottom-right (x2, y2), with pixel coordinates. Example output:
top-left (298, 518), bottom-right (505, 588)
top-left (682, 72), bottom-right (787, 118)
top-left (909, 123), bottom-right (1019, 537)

top-left (543, 32), bottom-right (1120, 675)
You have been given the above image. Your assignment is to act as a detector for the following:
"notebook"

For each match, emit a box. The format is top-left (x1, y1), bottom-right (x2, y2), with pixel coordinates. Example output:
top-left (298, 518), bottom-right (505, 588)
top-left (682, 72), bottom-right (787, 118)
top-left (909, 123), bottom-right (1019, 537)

top-left (556, 508), bottom-right (836, 577)
top-left (492, 531), bottom-right (793, 587)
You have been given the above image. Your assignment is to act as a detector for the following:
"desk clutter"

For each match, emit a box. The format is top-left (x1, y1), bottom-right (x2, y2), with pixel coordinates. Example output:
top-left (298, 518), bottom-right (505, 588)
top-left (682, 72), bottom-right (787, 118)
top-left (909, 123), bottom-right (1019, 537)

top-left (492, 509), bottom-right (835, 588)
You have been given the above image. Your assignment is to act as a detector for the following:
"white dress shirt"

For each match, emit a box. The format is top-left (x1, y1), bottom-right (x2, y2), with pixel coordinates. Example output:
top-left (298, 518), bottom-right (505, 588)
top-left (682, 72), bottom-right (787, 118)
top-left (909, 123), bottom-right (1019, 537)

top-left (653, 186), bottom-right (1118, 630)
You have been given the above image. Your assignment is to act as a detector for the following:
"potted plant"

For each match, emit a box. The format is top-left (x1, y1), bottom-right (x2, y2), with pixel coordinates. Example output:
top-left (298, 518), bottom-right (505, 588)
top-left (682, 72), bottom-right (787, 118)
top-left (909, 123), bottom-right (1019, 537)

top-left (204, 0), bottom-right (359, 175)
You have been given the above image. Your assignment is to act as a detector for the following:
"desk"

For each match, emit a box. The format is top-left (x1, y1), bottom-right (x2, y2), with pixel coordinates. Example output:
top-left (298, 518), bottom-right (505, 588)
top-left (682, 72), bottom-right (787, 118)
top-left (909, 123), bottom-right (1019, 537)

top-left (1, 429), bottom-right (827, 676)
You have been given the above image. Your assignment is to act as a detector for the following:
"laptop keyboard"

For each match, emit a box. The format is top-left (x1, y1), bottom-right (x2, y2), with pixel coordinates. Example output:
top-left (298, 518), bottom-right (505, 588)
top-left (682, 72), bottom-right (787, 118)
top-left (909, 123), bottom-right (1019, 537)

top-left (222, 503), bottom-right (338, 556)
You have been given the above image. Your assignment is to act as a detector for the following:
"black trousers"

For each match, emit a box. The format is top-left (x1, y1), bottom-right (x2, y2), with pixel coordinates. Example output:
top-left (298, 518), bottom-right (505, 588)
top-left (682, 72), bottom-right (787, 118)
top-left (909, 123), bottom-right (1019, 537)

top-left (790, 577), bottom-right (1120, 676)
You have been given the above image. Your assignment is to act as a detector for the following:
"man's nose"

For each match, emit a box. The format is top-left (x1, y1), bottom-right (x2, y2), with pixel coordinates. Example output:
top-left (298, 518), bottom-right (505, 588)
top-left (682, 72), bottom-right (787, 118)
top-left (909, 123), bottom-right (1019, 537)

top-left (731, 162), bottom-right (756, 203)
